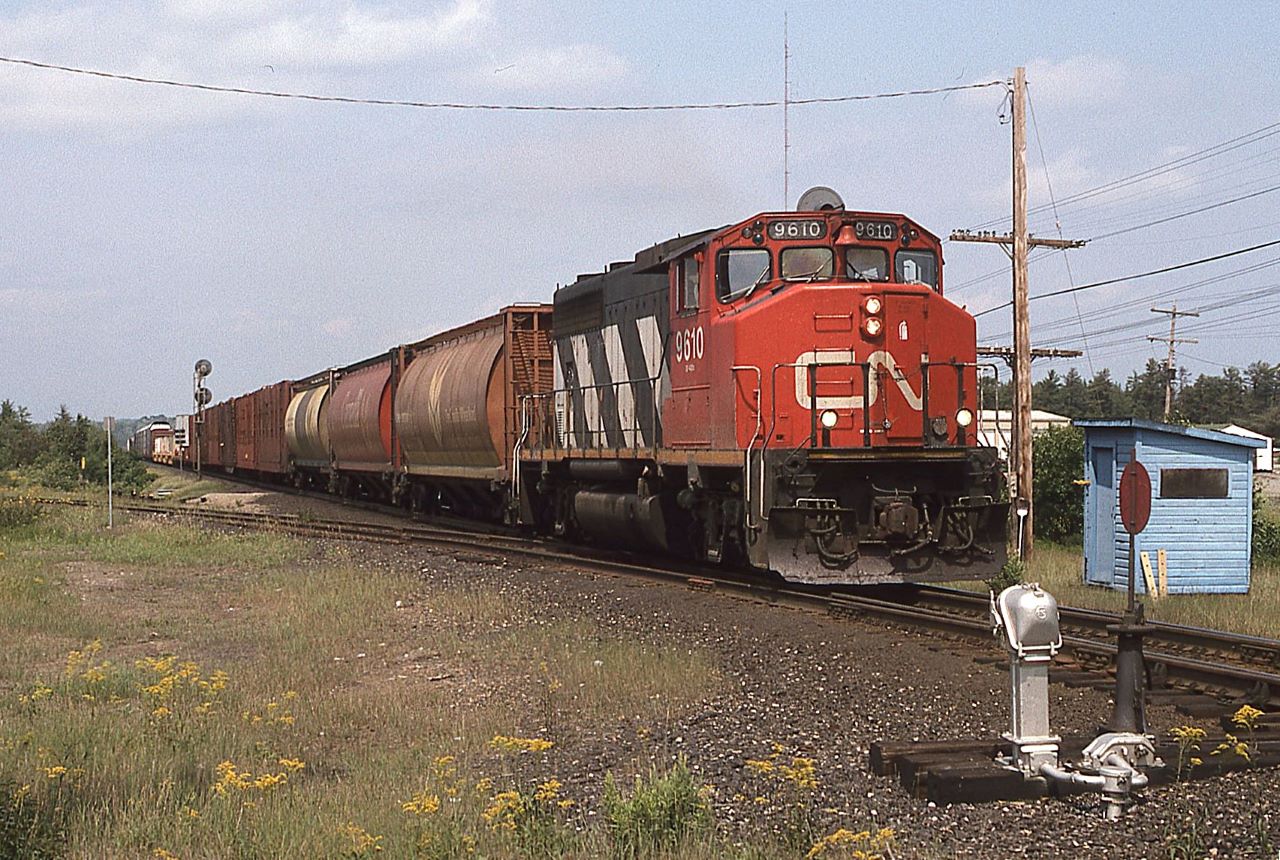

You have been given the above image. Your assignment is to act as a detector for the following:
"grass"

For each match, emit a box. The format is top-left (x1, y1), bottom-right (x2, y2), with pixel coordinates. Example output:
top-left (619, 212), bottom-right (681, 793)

top-left (0, 498), bottom-right (882, 858)
top-left (959, 541), bottom-right (1280, 639)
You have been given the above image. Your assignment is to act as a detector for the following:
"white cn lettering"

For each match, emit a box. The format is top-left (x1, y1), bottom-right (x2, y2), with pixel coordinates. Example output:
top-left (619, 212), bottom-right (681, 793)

top-left (794, 349), bottom-right (923, 411)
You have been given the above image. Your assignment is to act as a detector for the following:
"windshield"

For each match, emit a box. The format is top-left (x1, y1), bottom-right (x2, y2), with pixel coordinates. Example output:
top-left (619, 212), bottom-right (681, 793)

top-left (846, 247), bottom-right (889, 281)
top-left (896, 249), bottom-right (938, 288)
top-left (717, 248), bottom-right (771, 301)
top-left (781, 247), bottom-right (834, 281)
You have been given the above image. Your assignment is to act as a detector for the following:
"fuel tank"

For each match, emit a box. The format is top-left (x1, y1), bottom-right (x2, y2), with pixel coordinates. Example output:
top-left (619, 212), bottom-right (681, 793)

top-left (327, 362), bottom-right (393, 473)
top-left (284, 384), bottom-right (330, 466)
top-left (396, 326), bottom-right (506, 471)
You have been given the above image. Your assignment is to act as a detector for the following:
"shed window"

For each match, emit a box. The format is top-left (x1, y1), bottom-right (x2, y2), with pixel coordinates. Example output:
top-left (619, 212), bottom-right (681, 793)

top-left (1160, 468), bottom-right (1229, 499)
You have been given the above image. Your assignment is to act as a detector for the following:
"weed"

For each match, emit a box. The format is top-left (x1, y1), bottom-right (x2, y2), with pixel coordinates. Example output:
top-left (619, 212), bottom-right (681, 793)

top-left (0, 498), bottom-right (43, 530)
top-left (987, 557), bottom-right (1026, 594)
top-left (602, 757), bottom-right (712, 859)
top-left (0, 778), bottom-right (62, 860)
top-left (1168, 726), bottom-right (1206, 780)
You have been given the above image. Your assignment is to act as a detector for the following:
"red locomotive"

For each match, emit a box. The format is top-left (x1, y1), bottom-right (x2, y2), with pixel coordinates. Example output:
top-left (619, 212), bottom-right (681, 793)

top-left (175, 189), bottom-right (1006, 585)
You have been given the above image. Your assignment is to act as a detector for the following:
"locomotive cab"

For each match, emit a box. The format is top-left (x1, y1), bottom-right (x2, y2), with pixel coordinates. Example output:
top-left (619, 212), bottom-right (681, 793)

top-left (659, 198), bottom-right (1007, 584)
top-left (526, 191), bottom-right (1006, 586)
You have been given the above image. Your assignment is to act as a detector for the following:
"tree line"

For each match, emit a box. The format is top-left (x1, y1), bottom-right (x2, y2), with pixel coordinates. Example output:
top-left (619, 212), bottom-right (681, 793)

top-left (0, 401), bottom-right (152, 491)
top-left (984, 359), bottom-right (1280, 437)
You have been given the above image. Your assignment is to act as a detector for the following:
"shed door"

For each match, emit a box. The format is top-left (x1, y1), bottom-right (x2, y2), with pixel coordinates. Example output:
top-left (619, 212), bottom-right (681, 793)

top-left (1088, 446), bottom-right (1115, 585)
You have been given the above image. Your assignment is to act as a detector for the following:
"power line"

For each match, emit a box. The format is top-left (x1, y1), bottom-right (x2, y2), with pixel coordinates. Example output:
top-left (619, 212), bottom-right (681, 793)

top-left (989, 259), bottom-right (1280, 342)
top-left (1088, 182), bottom-right (1280, 241)
top-left (965, 117), bottom-right (1280, 231)
top-left (1027, 83), bottom-right (1093, 375)
top-left (0, 55), bottom-right (1006, 112)
top-left (973, 238), bottom-right (1280, 317)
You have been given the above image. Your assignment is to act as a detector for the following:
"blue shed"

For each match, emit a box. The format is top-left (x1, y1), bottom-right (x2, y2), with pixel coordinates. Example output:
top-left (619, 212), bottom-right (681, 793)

top-left (1075, 418), bottom-right (1263, 594)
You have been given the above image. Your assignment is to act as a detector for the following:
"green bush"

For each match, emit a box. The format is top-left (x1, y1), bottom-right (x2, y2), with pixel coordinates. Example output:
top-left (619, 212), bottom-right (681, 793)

top-left (0, 779), bottom-right (62, 860)
top-left (0, 498), bottom-right (43, 530)
top-left (602, 758), bottom-right (711, 860)
top-left (1253, 489), bottom-right (1280, 563)
top-left (1032, 425), bottom-right (1084, 544)
top-left (987, 557), bottom-right (1026, 594)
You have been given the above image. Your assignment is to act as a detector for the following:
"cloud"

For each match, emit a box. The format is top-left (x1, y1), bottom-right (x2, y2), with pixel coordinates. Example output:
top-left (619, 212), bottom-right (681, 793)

top-left (968, 147), bottom-right (1101, 215)
top-left (223, 1), bottom-right (489, 69)
top-left (0, 0), bottom-right (600, 130)
top-left (480, 43), bottom-right (628, 92)
top-left (1024, 56), bottom-right (1127, 106)
top-left (322, 317), bottom-right (353, 336)
top-left (957, 55), bottom-right (1127, 108)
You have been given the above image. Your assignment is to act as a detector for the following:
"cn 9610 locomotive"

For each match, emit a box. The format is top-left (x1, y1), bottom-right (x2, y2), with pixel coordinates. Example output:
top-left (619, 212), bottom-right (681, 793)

top-left (175, 189), bottom-right (1007, 585)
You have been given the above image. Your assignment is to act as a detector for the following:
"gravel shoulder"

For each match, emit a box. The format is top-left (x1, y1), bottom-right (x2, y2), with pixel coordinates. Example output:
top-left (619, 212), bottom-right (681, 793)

top-left (140, 473), bottom-right (1280, 857)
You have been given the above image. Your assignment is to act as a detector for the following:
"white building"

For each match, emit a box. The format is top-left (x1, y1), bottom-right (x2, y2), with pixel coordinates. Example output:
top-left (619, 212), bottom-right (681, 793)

top-left (977, 409), bottom-right (1072, 462)
top-left (1206, 424), bottom-right (1274, 472)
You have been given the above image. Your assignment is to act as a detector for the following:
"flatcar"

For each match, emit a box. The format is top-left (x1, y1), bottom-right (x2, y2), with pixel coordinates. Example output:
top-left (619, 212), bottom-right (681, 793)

top-left (183, 190), bottom-right (1006, 585)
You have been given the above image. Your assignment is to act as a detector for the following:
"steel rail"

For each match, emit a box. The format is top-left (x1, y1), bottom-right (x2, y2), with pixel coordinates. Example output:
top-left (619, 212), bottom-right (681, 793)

top-left (26, 495), bottom-right (1280, 709)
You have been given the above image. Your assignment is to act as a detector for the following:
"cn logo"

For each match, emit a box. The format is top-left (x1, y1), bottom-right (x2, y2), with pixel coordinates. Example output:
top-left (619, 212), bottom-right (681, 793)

top-left (793, 349), bottom-right (923, 411)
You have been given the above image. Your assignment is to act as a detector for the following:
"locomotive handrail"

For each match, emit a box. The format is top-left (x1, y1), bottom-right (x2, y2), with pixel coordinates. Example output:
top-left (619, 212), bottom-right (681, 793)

top-left (529, 375), bottom-right (664, 456)
top-left (731, 364), bottom-right (763, 532)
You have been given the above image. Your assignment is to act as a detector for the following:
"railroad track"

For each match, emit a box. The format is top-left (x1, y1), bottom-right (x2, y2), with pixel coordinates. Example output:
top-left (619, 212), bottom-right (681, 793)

top-left (28, 494), bottom-right (1280, 712)
top-left (911, 585), bottom-right (1280, 710)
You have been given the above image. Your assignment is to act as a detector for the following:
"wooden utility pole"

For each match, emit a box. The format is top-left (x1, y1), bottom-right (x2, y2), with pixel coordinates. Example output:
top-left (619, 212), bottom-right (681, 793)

top-left (1148, 304), bottom-right (1199, 420)
top-left (951, 67), bottom-right (1086, 558)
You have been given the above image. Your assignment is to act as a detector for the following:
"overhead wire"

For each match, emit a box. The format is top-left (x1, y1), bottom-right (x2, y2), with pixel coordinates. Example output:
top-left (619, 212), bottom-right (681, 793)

top-left (1026, 83), bottom-right (1093, 374)
top-left (0, 55), bottom-right (1006, 112)
top-left (965, 117), bottom-right (1280, 231)
top-left (973, 238), bottom-right (1280, 318)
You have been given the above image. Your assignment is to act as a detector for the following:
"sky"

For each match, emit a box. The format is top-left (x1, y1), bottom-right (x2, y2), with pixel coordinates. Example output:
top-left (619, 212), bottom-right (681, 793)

top-left (2, 1), bottom-right (1279, 420)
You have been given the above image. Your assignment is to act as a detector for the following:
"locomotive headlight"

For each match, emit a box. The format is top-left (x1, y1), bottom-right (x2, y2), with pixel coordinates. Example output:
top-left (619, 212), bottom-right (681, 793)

top-left (863, 317), bottom-right (883, 337)
top-left (820, 409), bottom-right (839, 429)
top-left (864, 296), bottom-right (882, 315)
top-left (955, 408), bottom-right (974, 428)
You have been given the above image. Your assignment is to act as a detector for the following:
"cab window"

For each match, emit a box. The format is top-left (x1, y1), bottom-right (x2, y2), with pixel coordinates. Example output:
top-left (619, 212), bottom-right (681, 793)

top-left (677, 256), bottom-right (700, 313)
top-left (896, 249), bottom-right (938, 288)
top-left (780, 247), bottom-right (834, 281)
top-left (716, 248), bottom-right (771, 302)
top-left (846, 247), bottom-right (889, 281)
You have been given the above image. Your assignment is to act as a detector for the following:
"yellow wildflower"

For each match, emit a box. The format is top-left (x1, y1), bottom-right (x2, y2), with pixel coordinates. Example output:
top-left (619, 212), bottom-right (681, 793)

top-left (338, 822), bottom-right (383, 854)
top-left (489, 735), bottom-right (553, 753)
top-left (474, 777), bottom-right (493, 794)
top-left (401, 790), bottom-right (441, 815)
top-left (534, 778), bottom-right (562, 802)
top-left (154, 849), bottom-right (180, 860)
top-left (482, 791), bottom-right (527, 831)
top-left (43, 766), bottom-right (68, 780)
top-left (278, 758), bottom-right (306, 773)
top-left (1232, 704), bottom-right (1264, 732)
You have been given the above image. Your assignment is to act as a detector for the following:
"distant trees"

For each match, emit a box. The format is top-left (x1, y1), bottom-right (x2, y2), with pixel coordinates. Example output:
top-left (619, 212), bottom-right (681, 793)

top-left (981, 360), bottom-right (1280, 436)
top-left (0, 401), bottom-right (152, 491)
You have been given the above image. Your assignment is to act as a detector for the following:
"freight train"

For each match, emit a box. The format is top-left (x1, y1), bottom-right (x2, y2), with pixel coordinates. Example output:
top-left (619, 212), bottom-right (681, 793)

top-left (129, 421), bottom-right (175, 465)
top-left (167, 189), bottom-right (1007, 585)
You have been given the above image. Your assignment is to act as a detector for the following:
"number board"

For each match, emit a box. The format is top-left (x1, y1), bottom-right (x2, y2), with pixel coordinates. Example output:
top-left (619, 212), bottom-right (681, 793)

top-left (767, 219), bottom-right (827, 241)
top-left (853, 220), bottom-right (898, 242)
